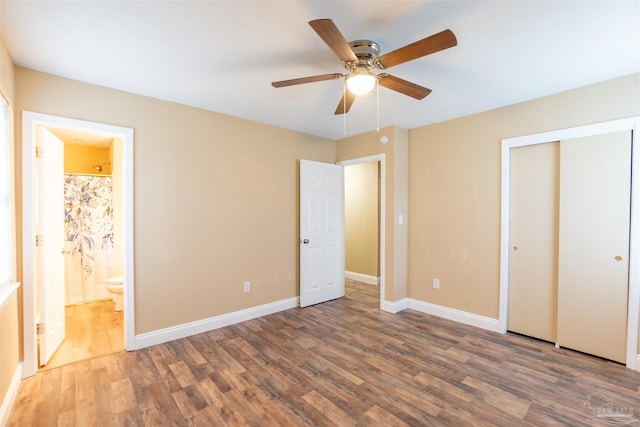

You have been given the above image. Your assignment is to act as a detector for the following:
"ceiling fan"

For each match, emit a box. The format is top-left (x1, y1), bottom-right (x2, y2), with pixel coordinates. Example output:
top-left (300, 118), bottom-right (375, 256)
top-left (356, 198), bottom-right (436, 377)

top-left (271, 19), bottom-right (457, 115)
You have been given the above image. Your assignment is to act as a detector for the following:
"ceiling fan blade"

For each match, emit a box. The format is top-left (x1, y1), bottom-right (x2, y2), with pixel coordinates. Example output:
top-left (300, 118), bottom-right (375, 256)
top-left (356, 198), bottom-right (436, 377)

top-left (334, 90), bottom-right (356, 115)
top-left (309, 19), bottom-right (358, 63)
top-left (378, 74), bottom-right (432, 100)
top-left (272, 73), bottom-right (343, 88)
top-left (377, 29), bottom-right (457, 69)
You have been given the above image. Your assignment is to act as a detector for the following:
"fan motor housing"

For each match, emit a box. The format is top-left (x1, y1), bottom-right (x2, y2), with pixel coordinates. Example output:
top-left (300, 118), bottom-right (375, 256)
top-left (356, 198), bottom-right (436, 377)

top-left (346, 40), bottom-right (380, 71)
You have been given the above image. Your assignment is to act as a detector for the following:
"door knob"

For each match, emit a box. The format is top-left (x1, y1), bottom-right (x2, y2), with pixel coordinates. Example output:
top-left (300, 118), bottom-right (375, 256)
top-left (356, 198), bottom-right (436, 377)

top-left (615, 256), bottom-right (622, 261)
top-left (303, 239), bottom-right (309, 244)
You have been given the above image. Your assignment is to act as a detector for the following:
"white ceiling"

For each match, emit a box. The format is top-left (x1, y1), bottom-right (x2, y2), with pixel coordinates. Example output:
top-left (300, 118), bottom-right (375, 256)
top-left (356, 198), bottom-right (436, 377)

top-left (1, 1), bottom-right (639, 140)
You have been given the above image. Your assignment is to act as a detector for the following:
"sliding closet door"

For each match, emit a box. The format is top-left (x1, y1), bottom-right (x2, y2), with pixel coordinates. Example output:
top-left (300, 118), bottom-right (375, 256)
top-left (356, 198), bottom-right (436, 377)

top-left (557, 131), bottom-right (631, 363)
top-left (508, 142), bottom-right (559, 342)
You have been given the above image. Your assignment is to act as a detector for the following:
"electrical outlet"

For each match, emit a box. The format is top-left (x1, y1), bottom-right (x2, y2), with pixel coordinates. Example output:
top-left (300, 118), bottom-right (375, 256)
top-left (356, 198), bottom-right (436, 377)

top-left (243, 281), bottom-right (251, 293)
top-left (433, 278), bottom-right (440, 289)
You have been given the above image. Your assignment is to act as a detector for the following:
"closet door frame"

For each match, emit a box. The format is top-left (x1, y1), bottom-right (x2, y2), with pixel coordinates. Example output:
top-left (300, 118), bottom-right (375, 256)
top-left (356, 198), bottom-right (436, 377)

top-left (499, 116), bottom-right (640, 371)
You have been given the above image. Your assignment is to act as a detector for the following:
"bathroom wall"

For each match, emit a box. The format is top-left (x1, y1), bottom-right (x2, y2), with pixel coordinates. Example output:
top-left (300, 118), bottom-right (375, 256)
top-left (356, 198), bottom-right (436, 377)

top-left (64, 143), bottom-right (111, 175)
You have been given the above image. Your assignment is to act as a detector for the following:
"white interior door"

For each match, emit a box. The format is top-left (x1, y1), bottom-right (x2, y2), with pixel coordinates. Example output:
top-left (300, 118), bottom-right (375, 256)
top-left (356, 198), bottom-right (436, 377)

top-left (300, 159), bottom-right (344, 307)
top-left (557, 131), bottom-right (631, 363)
top-left (37, 127), bottom-right (66, 366)
top-left (508, 142), bottom-right (559, 342)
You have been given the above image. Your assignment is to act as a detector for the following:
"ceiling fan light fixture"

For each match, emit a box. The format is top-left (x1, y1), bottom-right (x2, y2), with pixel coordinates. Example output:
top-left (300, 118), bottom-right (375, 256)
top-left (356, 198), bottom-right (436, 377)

top-left (272, 20), bottom-right (457, 115)
top-left (346, 71), bottom-right (376, 96)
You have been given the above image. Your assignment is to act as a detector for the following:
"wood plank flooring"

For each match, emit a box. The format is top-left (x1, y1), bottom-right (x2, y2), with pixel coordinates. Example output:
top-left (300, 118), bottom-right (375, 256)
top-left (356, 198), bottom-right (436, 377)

top-left (41, 299), bottom-right (124, 371)
top-left (9, 279), bottom-right (640, 426)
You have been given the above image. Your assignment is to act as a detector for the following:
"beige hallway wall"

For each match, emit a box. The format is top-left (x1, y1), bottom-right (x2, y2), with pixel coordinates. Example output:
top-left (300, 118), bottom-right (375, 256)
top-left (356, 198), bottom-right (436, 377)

top-left (408, 72), bottom-right (640, 321)
top-left (344, 162), bottom-right (379, 278)
top-left (14, 67), bottom-right (336, 334)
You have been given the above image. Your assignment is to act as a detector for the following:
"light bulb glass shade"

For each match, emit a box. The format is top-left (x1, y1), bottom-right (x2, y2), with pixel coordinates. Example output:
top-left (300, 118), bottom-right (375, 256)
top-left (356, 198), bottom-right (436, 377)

top-left (346, 72), bottom-right (376, 95)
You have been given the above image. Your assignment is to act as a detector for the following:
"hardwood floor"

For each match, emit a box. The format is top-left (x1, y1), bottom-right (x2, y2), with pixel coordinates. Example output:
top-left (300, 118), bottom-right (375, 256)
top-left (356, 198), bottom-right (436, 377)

top-left (9, 279), bottom-right (640, 426)
top-left (41, 299), bottom-right (124, 371)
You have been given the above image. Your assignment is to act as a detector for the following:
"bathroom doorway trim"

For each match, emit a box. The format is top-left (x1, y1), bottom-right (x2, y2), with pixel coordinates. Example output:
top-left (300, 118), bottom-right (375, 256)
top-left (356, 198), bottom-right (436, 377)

top-left (21, 112), bottom-right (135, 378)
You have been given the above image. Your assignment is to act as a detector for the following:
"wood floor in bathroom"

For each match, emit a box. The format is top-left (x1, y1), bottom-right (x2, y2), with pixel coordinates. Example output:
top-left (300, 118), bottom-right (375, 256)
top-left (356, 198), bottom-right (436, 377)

top-left (41, 299), bottom-right (124, 371)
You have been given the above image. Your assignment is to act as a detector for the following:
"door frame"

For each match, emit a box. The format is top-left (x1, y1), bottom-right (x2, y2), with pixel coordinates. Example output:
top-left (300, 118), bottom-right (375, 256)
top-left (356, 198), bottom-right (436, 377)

top-left (499, 116), bottom-right (640, 370)
top-left (22, 111), bottom-right (135, 377)
top-left (338, 154), bottom-right (385, 310)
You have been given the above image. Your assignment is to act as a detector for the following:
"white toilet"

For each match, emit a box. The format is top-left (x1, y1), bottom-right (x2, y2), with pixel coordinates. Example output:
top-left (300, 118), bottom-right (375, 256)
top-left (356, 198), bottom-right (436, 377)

top-left (105, 276), bottom-right (124, 311)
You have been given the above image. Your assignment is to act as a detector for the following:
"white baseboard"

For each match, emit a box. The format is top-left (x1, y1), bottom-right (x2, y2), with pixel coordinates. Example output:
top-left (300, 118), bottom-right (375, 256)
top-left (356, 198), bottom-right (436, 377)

top-left (133, 297), bottom-right (298, 350)
top-left (407, 298), bottom-right (501, 333)
top-left (345, 271), bottom-right (379, 285)
top-left (0, 362), bottom-right (22, 427)
top-left (382, 298), bottom-right (408, 313)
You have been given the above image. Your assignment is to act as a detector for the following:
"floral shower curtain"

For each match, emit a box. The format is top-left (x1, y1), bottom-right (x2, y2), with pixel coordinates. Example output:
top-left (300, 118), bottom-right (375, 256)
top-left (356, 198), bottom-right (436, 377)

top-left (63, 175), bottom-right (114, 305)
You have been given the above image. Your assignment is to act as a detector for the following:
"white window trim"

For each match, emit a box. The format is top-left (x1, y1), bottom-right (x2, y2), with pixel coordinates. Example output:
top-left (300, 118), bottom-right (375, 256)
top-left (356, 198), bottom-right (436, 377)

top-left (0, 91), bottom-right (14, 294)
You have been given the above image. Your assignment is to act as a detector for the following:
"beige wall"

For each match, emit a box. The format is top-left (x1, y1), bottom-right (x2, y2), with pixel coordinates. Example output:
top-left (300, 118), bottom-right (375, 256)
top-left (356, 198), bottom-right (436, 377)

top-left (336, 126), bottom-right (408, 302)
top-left (64, 143), bottom-right (111, 175)
top-left (0, 36), bottom-right (19, 415)
top-left (344, 162), bottom-right (379, 277)
top-left (393, 127), bottom-right (408, 301)
top-left (0, 292), bottom-right (19, 407)
top-left (408, 73), bottom-right (640, 323)
top-left (14, 67), bottom-right (336, 334)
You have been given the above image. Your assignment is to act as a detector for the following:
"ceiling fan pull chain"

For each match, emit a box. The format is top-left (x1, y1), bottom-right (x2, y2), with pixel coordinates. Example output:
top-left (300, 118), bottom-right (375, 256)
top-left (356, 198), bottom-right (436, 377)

top-left (343, 82), bottom-right (347, 136)
top-left (376, 78), bottom-right (380, 133)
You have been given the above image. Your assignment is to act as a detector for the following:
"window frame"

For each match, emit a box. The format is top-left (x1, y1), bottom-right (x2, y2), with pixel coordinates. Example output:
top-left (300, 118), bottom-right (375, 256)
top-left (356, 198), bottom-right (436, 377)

top-left (0, 91), bottom-right (13, 291)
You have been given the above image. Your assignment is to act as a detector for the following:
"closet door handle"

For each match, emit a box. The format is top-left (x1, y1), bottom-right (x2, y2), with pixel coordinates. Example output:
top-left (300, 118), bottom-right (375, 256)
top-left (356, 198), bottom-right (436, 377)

top-left (614, 256), bottom-right (622, 261)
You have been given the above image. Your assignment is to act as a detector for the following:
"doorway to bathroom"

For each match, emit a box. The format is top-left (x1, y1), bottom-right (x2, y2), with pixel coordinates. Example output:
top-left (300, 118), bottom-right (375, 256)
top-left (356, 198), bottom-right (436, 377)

top-left (22, 112), bottom-right (135, 377)
top-left (40, 129), bottom-right (123, 370)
